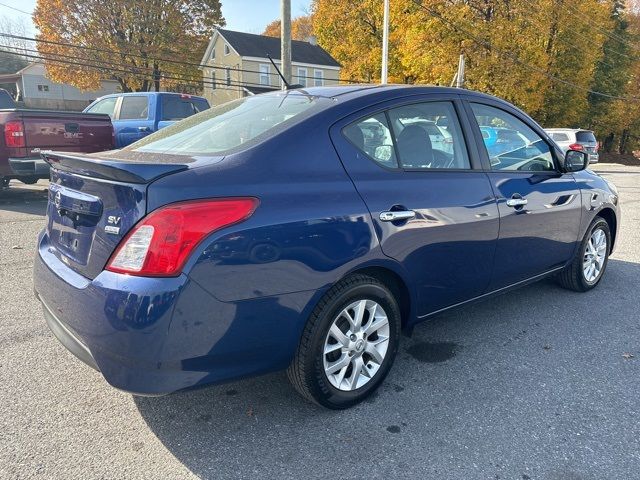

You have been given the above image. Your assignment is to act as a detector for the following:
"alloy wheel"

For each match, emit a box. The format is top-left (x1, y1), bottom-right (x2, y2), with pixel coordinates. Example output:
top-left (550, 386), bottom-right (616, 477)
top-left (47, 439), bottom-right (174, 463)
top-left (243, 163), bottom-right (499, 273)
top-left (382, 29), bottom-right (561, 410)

top-left (322, 299), bottom-right (390, 391)
top-left (583, 228), bottom-right (607, 283)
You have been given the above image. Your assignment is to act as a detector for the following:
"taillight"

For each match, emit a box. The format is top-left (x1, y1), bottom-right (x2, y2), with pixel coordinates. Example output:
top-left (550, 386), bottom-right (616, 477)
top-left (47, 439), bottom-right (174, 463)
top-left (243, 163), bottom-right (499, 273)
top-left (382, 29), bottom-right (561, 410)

top-left (106, 198), bottom-right (259, 277)
top-left (568, 143), bottom-right (584, 151)
top-left (4, 120), bottom-right (25, 148)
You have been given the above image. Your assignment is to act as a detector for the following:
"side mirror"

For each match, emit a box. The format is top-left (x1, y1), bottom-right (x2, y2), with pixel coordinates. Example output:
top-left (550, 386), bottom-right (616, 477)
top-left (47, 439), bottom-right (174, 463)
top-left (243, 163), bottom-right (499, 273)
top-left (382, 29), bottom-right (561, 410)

top-left (562, 150), bottom-right (588, 173)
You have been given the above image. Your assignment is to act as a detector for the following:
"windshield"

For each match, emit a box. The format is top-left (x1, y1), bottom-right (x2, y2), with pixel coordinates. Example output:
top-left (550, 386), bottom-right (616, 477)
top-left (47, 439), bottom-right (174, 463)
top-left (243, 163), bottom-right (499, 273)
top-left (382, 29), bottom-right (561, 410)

top-left (125, 93), bottom-right (323, 156)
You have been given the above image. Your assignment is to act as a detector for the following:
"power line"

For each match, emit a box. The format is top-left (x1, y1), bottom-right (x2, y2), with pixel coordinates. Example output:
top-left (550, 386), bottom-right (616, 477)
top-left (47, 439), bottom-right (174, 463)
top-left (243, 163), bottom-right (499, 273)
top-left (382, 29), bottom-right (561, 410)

top-left (409, 0), bottom-right (640, 102)
top-left (0, 43), bottom-right (277, 92)
top-left (0, 48), bottom-right (260, 94)
top-left (0, 32), bottom-right (361, 84)
top-left (0, 2), bottom-right (31, 16)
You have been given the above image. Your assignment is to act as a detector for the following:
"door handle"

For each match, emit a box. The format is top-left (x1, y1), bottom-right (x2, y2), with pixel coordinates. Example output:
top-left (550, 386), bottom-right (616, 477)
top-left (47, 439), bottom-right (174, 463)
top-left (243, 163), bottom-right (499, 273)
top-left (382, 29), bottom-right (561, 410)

top-left (506, 198), bottom-right (528, 208)
top-left (379, 210), bottom-right (416, 222)
top-left (138, 126), bottom-right (151, 132)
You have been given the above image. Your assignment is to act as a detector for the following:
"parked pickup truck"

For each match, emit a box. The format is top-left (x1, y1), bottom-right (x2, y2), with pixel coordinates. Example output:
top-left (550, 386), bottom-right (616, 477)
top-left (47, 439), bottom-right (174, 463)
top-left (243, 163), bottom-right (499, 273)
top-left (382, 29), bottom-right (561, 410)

top-left (83, 92), bottom-right (210, 148)
top-left (0, 88), bottom-right (114, 187)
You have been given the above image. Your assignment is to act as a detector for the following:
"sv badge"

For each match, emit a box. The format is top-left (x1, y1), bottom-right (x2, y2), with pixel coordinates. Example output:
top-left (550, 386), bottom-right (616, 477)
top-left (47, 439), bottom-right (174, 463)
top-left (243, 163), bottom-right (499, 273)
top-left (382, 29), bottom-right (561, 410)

top-left (105, 215), bottom-right (122, 235)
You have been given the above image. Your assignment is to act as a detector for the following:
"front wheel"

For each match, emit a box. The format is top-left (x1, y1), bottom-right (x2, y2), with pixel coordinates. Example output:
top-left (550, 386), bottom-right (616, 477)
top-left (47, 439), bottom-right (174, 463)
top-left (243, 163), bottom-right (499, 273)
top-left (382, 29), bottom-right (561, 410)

top-left (287, 274), bottom-right (401, 409)
top-left (558, 217), bottom-right (611, 292)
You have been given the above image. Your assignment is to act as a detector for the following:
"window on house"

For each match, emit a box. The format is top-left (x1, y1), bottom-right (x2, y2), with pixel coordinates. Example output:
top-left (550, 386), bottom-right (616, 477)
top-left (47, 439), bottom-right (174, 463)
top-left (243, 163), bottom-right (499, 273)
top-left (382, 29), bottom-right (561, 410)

top-left (225, 68), bottom-right (231, 86)
top-left (224, 44), bottom-right (231, 55)
top-left (259, 64), bottom-right (270, 86)
top-left (297, 67), bottom-right (307, 87)
top-left (314, 70), bottom-right (324, 87)
top-left (211, 47), bottom-right (215, 60)
top-left (37, 85), bottom-right (49, 92)
top-left (211, 71), bottom-right (216, 90)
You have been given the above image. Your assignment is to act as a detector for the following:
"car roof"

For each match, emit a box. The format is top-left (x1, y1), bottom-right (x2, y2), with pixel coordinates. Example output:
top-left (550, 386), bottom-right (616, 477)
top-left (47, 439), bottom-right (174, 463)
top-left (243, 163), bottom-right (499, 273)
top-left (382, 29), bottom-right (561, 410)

top-left (99, 92), bottom-right (207, 99)
top-left (271, 84), bottom-right (502, 102)
top-left (544, 128), bottom-right (593, 133)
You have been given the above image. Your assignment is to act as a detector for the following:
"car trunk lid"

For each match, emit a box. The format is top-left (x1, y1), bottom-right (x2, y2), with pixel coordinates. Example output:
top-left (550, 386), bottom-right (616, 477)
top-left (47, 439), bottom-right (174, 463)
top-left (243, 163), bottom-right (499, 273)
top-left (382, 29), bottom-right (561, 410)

top-left (42, 151), bottom-right (190, 279)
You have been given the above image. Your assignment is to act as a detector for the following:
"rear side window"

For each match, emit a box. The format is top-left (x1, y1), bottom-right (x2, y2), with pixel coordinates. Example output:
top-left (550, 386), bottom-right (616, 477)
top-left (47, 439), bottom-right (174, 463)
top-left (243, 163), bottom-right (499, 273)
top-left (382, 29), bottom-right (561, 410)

top-left (161, 96), bottom-right (209, 121)
top-left (550, 132), bottom-right (569, 142)
top-left (343, 113), bottom-right (397, 168)
top-left (388, 101), bottom-right (470, 169)
top-left (119, 96), bottom-right (149, 120)
top-left (576, 131), bottom-right (597, 143)
top-left (127, 93), bottom-right (323, 155)
top-left (86, 97), bottom-right (117, 118)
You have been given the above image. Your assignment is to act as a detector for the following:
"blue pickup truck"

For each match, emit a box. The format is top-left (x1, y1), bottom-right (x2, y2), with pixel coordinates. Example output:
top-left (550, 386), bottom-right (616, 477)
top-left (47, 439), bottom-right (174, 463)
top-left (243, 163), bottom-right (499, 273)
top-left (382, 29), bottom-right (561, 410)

top-left (83, 92), bottom-right (209, 148)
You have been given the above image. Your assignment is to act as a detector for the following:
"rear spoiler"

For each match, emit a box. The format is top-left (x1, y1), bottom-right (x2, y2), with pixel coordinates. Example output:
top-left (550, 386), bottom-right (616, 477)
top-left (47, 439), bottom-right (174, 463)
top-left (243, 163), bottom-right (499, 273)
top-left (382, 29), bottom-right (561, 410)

top-left (42, 151), bottom-right (189, 184)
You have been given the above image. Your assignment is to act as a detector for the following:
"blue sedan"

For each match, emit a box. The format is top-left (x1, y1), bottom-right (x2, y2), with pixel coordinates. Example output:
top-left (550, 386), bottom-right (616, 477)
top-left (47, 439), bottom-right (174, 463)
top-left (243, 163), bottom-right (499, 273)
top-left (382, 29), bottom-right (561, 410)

top-left (34, 86), bottom-right (620, 409)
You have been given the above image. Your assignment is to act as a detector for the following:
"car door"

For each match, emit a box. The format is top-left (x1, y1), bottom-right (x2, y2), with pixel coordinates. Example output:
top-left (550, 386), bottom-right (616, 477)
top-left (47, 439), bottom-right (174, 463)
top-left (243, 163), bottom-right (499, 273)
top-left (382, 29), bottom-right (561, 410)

top-left (464, 100), bottom-right (582, 290)
top-left (331, 96), bottom-right (499, 317)
top-left (113, 95), bottom-right (154, 148)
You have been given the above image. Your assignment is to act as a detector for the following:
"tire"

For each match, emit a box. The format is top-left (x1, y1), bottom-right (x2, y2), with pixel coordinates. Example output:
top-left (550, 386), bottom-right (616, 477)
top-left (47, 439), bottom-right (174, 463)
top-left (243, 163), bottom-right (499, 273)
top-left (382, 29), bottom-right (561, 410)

top-left (287, 274), bottom-right (401, 409)
top-left (558, 217), bottom-right (611, 292)
top-left (18, 176), bottom-right (39, 185)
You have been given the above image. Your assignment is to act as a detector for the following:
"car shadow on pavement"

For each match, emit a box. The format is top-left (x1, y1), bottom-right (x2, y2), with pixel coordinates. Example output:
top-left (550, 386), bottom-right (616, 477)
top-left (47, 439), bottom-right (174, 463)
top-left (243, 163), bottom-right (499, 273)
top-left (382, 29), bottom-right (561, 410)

top-left (134, 258), bottom-right (640, 479)
top-left (0, 181), bottom-right (49, 217)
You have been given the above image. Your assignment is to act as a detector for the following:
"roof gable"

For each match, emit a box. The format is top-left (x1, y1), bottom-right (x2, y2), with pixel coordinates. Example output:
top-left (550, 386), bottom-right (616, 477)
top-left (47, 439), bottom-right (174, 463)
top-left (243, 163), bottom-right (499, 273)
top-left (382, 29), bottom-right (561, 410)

top-left (214, 29), bottom-right (340, 68)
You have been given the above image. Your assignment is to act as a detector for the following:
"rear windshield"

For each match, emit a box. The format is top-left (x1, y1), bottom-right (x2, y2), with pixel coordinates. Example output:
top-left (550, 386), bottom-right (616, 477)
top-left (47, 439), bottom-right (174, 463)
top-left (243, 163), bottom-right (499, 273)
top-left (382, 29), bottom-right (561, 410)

top-left (126, 93), bottom-right (323, 156)
top-left (161, 96), bottom-right (209, 121)
top-left (576, 131), bottom-right (596, 143)
top-left (0, 89), bottom-right (15, 109)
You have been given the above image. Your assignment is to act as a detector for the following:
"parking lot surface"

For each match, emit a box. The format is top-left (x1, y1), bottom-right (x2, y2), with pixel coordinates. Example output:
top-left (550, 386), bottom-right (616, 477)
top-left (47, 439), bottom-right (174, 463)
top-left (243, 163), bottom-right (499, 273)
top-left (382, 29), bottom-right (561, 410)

top-left (1, 165), bottom-right (639, 480)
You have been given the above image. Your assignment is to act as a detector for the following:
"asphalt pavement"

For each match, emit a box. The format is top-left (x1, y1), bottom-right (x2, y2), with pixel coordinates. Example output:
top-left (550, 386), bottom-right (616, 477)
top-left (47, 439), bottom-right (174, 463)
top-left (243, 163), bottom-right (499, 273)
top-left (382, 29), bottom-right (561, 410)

top-left (1, 165), bottom-right (639, 480)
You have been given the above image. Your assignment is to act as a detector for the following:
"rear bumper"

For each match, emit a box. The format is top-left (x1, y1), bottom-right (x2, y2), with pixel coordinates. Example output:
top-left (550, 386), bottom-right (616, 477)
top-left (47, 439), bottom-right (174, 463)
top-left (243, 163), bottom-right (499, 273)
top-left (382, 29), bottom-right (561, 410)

top-left (8, 157), bottom-right (50, 178)
top-left (34, 231), bottom-right (315, 395)
top-left (40, 298), bottom-right (98, 371)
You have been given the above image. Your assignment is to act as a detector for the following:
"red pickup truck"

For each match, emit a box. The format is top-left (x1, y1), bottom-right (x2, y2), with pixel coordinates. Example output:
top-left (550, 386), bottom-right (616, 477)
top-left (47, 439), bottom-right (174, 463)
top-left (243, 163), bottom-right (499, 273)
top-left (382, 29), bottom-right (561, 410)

top-left (0, 88), bottom-right (114, 188)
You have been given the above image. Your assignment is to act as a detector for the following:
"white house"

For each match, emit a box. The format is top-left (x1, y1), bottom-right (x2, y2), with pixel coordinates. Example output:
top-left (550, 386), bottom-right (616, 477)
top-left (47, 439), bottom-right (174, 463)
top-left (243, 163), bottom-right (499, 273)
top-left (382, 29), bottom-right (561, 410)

top-left (199, 28), bottom-right (341, 105)
top-left (0, 63), bottom-right (119, 111)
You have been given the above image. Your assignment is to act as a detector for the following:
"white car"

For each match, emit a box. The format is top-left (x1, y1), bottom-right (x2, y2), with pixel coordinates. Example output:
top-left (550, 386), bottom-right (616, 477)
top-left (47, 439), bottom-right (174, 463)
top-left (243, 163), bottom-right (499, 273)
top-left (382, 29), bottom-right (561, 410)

top-left (544, 128), bottom-right (599, 164)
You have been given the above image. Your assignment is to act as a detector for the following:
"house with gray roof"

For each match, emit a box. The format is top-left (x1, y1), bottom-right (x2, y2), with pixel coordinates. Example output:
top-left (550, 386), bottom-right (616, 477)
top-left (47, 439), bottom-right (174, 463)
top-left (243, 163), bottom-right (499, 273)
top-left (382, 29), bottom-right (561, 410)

top-left (199, 28), bottom-right (341, 105)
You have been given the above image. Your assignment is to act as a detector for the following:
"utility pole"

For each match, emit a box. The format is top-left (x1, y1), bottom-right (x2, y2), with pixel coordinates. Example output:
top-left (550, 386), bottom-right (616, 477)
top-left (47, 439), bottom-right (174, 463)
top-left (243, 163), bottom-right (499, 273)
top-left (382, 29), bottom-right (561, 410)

top-left (281, 0), bottom-right (292, 89)
top-left (381, 0), bottom-right (390, 84)
top-left (455, 54), bottom-right (465, 88)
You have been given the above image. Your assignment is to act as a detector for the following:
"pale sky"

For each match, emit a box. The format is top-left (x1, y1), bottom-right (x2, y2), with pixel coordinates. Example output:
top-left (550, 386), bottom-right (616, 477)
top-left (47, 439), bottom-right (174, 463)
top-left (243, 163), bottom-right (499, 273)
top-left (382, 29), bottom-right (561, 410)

top-left (0, 0), bottom-right (312, 36)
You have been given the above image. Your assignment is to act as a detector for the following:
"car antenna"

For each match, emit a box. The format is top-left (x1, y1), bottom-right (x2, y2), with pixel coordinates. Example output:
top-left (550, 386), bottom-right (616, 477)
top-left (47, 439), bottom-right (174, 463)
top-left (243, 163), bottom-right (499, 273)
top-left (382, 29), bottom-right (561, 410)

top-left (267, 54), bottom-right (304, 90)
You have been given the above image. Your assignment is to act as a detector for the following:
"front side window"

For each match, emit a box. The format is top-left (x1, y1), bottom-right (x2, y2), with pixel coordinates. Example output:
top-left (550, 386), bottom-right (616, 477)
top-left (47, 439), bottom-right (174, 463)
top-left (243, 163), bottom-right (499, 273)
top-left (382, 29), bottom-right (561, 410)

top-left (343, 113), bottom-right (397, 169)
top-left (119, 96), bottom-right (149, 120)
top-left (86, 97), bottom-right (117, 118)
top-left (388, 101), bottom-right (470, 169)
top-left (297, 68), bottom-right (308, 87)
top-left (259, 64), bottom-right (270, 86)
top-left (471, 103), bottom-right (555, 172)
top-left (126, 93), bottom-right (324, 156)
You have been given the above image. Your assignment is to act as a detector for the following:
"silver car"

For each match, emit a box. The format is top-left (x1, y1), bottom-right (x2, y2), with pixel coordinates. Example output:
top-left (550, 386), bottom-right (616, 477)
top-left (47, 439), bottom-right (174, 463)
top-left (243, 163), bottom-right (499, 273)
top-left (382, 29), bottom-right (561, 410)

top-left (544, 128), bottom-right (599, 164)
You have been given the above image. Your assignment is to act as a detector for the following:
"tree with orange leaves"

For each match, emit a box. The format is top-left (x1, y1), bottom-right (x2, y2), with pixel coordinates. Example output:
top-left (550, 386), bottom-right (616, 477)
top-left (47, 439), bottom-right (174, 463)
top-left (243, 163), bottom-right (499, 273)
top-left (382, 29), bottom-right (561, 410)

top-left (262, 16), bottom-right (314, 41)
top-left (33, 0), bottom-right (224, 92)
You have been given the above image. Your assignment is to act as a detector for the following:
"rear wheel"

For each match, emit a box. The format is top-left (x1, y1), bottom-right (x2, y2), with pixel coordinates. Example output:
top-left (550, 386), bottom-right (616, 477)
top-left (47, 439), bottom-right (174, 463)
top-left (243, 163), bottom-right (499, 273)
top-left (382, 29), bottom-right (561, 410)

top-left (558, 217), bottom-right (611, 292)
top-left (18, 176), bottom-right (39, 185)
top-left (287, 274), bottom-right (401, 409)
